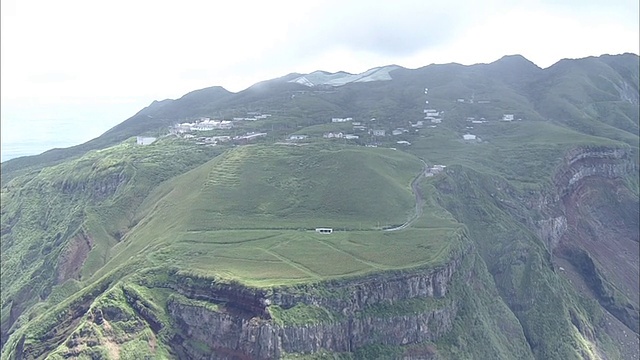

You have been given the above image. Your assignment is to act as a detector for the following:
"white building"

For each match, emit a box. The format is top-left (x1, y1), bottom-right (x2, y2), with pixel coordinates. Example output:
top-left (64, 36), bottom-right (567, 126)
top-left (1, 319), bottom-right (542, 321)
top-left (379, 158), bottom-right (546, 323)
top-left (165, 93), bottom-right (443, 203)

top-left (211, 136), bottom-right (231, 142)
top-left (323, 132), bottom-right (344, 139)
top-left (372, 129), bottom-right (386, 137)
top-left (392, 129), bottom-right (403, 136)
top-left (463, 134), bottom-right (477, 140)
top-left (136, 136), bottom-right (157, 145)
top-left (289, 134), bottom-right (308, 140)
top-left (315, 228), bottom-right (333, 234)
top-left (235, 132), bottom-right (267, 141)
top-left (502, 114), bottom-right (514, 121)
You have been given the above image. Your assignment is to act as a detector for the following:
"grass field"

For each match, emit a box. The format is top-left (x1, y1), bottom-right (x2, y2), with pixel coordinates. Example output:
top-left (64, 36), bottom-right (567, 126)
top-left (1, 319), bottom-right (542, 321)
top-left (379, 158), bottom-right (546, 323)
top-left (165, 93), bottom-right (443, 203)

top-left (88, 143), bottom-right (462, 287)
top-left (141, 226), bottom-right (460, 287)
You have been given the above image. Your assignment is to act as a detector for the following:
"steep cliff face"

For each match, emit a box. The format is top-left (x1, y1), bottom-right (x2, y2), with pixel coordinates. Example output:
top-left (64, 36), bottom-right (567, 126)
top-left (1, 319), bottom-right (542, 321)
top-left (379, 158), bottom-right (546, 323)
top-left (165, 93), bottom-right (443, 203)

top-left (168, 299), bottom-right (455, 359)
top-left (165, 256), bottom-right (464, 359)
top-left (504, 145), bottom-right (639, 356)
top-left (427, 145), bottom-right (638, 359)
top-left (532, 146), bottom-right (638, 309)
top-left (531, 146), bottom-right (636, 251)
top-left (554, 147), bottom-right (635, 198)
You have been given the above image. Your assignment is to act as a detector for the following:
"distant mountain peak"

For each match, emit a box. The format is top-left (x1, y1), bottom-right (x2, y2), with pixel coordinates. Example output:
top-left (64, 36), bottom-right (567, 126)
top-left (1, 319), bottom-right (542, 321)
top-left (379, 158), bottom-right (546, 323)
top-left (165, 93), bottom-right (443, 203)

top-left (491, 54), bottom-right (541, 69)
top-left (289, 65), bottom-right (401, 87)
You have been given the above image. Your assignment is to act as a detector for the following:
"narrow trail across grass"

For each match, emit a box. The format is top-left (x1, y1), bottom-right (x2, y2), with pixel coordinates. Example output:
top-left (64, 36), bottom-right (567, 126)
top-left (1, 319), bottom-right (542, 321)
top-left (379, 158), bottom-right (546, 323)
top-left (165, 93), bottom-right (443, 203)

top-left (260, 248), bottom-right (322, 280)
top-left (314, 238), bottom-right (385, 270)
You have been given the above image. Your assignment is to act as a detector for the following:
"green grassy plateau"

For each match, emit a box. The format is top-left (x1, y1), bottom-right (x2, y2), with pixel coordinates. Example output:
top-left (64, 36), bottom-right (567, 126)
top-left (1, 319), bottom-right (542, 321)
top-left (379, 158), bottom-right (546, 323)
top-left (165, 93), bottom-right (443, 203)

top-left (1, 53), bottom-right (638, 360)
top-left (92, 143), bottom-right (461, 286)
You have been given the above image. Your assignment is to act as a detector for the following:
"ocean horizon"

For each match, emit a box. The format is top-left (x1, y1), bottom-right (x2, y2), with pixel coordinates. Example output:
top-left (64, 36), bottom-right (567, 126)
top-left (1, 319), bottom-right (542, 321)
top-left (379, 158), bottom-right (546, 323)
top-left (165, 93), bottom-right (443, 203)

top-left (0, 100), bottom-right (149, 163)
top-left (1, 117), bottom-right (122, 163)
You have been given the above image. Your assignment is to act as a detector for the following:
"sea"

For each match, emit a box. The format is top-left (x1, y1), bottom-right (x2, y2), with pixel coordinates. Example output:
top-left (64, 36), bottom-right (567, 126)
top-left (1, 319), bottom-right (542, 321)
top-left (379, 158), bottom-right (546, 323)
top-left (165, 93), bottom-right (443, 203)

top-left (1, 102), bottom-right (144, 163)
top-left (0, 118), bottom-right (122, 163)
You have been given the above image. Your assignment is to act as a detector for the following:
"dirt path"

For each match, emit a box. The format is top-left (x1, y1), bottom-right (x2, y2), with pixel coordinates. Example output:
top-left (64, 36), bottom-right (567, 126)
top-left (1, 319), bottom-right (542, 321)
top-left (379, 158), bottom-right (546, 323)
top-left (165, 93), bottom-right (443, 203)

top-left (384, 159), bottom-right (427, 232)
top-left (260, 248), bottom-right (322, 280)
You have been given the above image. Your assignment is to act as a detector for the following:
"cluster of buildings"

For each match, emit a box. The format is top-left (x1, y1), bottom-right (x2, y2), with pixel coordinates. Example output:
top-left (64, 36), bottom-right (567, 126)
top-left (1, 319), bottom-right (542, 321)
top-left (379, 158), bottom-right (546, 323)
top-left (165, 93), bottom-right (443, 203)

top-left (425, 164), bottom-right (446, 177)
top-left (190, 132), bottom-right (268, 146)
top-left (456, 97), bottom-right (490, 104)
top-left (172, 117), bottom-right (233, 133)
top-left (322, 132), bottom-right (359, 139)
top-left (461, 113), bottom-right (516, 141)
top-left (171, 112), bottom-right (275, 135)
top-left (424, 109), bottom-right (442, 124)
top-left (232, 112), bottom-right (272, 121)
top-left (287, 115), bottom-right (414, 144)
top-left (323, 117), bottom-right (387, 140)
top-left (423, 88), bottom-right (443, 126)
top-left (331, 117), bottom-right (353, 123)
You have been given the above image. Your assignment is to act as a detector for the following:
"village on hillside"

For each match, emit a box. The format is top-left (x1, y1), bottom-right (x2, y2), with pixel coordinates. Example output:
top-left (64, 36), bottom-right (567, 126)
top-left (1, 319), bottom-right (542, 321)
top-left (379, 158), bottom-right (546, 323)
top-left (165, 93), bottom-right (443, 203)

top-left (135, 86), bottom-right (523, 158)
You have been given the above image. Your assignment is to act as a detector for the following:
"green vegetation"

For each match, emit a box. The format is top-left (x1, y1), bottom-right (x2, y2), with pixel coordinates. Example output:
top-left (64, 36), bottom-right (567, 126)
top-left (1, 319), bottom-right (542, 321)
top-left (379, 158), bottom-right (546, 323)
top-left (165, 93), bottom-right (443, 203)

top-left (435, 251), bottom-right (535, 359)
top-left (356, 297), bottom-right (447, 318)
top-left (431, 166), bottom-right (626, 359)
top-left (90, 143), bottom-right (460, 287)
top-left (0, 137), bottom-right (221, 351)
top-left (269, 304), bottom-right (340, 326)
top-left (1, 53), bottom-right (638, 359)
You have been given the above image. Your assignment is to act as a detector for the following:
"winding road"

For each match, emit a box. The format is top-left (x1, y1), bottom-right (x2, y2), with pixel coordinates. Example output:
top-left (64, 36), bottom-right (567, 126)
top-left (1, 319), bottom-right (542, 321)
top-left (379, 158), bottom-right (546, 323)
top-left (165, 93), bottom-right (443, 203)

top-left (384, 159), bottom-right (428, 232)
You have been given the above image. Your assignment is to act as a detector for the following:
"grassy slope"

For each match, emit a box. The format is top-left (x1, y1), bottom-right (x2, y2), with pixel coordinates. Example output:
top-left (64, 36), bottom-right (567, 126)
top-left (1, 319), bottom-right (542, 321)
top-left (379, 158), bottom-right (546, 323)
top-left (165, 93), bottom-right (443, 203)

top-left (1, 143), bottom-right (467, 359)
top-left (91, 143), bottom-right (464, 287)
top-left (1, 53), bottom-right (638, 359)
top-left (0, 137), bottom-right (222, 347)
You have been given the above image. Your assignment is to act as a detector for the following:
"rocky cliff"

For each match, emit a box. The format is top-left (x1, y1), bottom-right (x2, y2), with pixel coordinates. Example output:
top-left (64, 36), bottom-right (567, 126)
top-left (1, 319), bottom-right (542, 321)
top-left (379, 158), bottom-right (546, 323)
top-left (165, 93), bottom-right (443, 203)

top-left (164, 253), bottom-right (466, 359)
top-left (529, 146), bottom-right (636, 251)
top-left (488, 145), bottom-right (639, 357)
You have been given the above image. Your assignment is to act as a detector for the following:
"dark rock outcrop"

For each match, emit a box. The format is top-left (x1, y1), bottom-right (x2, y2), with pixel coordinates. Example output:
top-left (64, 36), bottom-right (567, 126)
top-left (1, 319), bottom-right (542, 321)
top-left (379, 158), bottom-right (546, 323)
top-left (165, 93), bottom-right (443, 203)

top-left (166, 256), bottom-right (465, 359)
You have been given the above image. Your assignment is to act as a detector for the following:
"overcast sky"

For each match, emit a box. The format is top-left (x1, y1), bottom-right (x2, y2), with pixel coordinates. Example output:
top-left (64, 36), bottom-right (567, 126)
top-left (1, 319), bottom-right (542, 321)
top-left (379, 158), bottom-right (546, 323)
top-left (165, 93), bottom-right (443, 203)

top-left (1, 0), bottom-right (638, 158)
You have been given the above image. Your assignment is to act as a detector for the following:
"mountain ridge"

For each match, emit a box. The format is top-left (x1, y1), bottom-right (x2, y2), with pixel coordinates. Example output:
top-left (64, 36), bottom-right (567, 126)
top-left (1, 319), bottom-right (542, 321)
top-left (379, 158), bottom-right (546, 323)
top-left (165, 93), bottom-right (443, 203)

top-left (2, 53), bottom-right (636, 174)
top-left (1, 53), bottom-right (638, 359)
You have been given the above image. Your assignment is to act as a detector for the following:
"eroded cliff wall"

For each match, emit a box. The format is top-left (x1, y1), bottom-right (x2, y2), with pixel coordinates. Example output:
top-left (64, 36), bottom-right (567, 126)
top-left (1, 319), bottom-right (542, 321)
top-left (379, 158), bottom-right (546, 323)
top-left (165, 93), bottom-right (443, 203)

top-left (165, 256), bottom-right (464, 359)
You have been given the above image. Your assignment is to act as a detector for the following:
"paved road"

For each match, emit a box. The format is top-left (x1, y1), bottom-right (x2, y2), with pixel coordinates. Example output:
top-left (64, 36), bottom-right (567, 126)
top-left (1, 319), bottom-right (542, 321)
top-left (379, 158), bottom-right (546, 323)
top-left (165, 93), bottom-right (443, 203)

top-left (384, 159), bottom-right (427, 232)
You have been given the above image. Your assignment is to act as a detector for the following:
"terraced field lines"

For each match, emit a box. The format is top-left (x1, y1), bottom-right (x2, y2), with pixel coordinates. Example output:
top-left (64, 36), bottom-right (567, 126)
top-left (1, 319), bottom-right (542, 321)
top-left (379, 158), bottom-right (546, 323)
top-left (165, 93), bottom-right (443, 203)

top-left (204, 150), bottom-right (247, 188)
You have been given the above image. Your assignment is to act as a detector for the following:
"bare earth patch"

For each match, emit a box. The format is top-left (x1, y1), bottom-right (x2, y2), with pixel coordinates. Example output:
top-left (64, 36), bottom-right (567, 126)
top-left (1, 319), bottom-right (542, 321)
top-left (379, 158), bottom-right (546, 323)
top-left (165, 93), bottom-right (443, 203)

top-left (103, 338), bottom-right (120, 360)
top-left (56, 231), bottom-right (93, 283)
